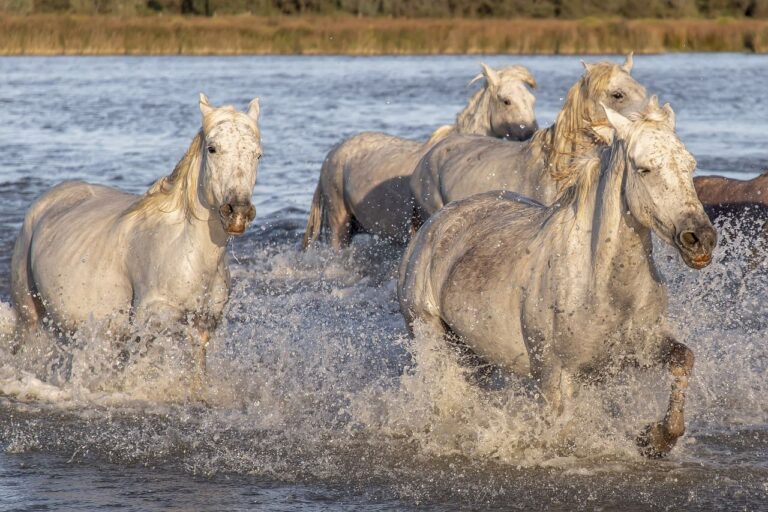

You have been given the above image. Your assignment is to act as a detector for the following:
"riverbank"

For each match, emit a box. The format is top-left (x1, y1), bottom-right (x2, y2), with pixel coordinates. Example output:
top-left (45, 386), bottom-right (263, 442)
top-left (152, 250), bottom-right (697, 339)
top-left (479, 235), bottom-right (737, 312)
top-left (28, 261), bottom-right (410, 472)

top-left (1, 15), bottom-right (768, 55)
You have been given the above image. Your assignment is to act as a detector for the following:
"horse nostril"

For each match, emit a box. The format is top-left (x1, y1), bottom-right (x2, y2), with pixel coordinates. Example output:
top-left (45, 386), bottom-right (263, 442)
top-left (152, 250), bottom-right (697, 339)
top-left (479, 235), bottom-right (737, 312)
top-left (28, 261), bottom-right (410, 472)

top-left (680, 231), bottom-right (699, 248)
top-left (219, 204), bottom-right (234, 218)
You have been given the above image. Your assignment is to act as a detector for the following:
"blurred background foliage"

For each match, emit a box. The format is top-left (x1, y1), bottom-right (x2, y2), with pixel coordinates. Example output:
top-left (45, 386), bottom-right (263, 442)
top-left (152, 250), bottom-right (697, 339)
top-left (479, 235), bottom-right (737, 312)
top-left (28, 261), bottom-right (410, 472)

top-left (4, 0), bottom-right (768, 17)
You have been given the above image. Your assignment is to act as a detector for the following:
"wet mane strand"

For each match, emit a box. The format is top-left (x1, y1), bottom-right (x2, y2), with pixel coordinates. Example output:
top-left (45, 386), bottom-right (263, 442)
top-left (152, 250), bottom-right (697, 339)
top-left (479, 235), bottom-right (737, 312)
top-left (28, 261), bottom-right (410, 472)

top-left (554, 101), bottom-right (673, 210)
top-left (529, 62), bottom-right (618, 189)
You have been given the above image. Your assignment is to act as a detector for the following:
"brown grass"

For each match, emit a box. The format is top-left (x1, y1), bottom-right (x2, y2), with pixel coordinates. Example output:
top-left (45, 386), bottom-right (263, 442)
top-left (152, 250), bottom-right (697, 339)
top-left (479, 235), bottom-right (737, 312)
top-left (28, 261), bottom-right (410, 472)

top-left (2, 15), bottom-right (768, 55)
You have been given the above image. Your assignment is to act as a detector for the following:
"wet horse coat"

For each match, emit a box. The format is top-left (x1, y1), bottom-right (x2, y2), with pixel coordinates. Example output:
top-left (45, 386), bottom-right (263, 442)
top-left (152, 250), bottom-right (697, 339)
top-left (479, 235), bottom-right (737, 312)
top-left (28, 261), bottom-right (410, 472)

top-left (399, 99), bottom-right (716, 457)
top-left (409, 55), bottom-right (647, 225)
top-left (302, 64), bottom-right (538, 249)
top-left (9, 95), bottom-right (262, 376)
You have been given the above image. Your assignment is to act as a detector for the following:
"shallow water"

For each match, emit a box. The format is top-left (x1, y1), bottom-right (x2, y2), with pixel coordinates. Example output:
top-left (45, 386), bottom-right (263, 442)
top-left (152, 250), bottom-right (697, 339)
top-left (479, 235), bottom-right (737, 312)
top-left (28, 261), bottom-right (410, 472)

top-left (0, 54), bottom-right (767, 510)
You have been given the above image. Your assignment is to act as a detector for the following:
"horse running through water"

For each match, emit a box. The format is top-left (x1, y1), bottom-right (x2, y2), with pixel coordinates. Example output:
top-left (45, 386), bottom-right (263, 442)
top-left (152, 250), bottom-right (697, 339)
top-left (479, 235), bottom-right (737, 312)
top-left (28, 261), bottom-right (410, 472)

top-left (302, 64), bottom-right (538, 250)
top-left (410, 54), bottom-right (647, 226)
top-left (398, 98), bottom-right (716, 457)
top-left (8, 94), bottom-right (262, 386)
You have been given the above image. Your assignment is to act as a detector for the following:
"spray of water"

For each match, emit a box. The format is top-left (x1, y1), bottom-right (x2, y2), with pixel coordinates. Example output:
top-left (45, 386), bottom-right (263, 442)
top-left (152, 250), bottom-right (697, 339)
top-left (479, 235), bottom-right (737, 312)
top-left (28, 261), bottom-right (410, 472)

top-left (0, 213), bottom-right (766, 505)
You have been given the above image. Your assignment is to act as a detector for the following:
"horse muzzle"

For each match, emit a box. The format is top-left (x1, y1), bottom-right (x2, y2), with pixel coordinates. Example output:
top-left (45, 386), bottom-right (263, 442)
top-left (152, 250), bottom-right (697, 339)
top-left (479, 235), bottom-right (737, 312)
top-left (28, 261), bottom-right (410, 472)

top-left (503, 120), bottom-right (538, 141)
top-left (675, 222), bottom-right (717, 270)
top-left (219, 202), bottom-right (256, 236)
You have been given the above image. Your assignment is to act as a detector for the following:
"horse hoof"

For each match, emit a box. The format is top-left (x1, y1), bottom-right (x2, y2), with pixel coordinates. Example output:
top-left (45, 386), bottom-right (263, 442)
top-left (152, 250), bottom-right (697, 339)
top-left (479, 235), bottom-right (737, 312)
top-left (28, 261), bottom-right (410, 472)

top-left (636, 422), bottom-right (676, 458)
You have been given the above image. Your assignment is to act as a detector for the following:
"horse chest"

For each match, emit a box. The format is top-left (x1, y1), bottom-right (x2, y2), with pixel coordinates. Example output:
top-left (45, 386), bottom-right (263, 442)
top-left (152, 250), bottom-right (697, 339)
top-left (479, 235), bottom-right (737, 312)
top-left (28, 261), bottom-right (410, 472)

top-left (128, 233), bottom-right (228, 315)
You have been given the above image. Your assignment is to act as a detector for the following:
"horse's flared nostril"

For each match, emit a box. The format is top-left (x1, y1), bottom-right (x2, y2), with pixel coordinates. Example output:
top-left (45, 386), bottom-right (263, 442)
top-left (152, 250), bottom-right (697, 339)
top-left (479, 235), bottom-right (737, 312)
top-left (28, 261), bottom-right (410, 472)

top-left (680, 231), bottom-right (699, 249)
top-left (219, 204), bottom-right (234, 218)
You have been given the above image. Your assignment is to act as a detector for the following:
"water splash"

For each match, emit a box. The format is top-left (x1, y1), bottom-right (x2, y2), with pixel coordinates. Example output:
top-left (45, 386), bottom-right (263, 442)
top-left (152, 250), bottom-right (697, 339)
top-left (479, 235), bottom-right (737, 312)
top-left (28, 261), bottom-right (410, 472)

top-left (0, 213), bottom-right (766, 507)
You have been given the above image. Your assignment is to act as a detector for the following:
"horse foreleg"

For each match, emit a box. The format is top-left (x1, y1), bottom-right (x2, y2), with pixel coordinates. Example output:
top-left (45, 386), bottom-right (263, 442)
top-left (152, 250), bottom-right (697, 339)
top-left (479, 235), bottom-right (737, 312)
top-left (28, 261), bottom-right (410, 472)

top-left (328, 207), bottom-right (352, 250)
top-left (539, 361), bottom-right (575, 417)
top-left (637, 337), bottom-right (694, 458)
top-left (190, 314), bottom-right (217, 404)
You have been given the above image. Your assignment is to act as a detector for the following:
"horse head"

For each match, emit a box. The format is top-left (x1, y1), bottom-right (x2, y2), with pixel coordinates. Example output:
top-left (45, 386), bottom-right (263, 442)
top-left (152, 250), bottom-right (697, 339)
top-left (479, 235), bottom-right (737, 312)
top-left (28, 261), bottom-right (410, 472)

top-left (604, 96), bottom-right (717, 269)
top-left (470, 63), bottom-right (538, 140)
top-left (577, 53), bottom-right (647, 141)
top-left (198, 93), bottom-right (261, 236)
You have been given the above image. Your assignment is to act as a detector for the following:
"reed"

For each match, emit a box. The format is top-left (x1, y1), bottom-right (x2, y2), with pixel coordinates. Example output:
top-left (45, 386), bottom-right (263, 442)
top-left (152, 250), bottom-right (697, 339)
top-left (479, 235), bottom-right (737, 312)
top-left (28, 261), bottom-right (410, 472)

top-left (2, 15), bottom-right (768, 55)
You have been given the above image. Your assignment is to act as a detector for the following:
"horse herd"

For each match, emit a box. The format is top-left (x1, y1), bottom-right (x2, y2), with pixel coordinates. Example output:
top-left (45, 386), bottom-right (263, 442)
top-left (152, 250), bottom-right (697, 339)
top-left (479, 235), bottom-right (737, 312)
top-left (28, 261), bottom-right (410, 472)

top-left (1, 54), bottom-right (764, 459)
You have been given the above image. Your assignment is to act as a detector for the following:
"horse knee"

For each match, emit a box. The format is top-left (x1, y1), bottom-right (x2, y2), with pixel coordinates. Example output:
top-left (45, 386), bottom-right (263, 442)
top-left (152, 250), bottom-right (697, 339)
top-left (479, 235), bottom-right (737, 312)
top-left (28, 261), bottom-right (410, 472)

top-left (667, 343), bottom-right (694, 377)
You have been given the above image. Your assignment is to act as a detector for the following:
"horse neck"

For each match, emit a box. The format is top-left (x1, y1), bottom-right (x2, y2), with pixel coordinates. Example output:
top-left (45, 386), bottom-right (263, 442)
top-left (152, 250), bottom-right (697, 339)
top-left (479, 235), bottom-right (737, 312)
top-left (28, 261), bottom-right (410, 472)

top-left (567, 143), bottom-right (656, 295)
top-left (455, 87), bottom-right (493, 136)
top-left (128, 131), bottom-right (229, 250)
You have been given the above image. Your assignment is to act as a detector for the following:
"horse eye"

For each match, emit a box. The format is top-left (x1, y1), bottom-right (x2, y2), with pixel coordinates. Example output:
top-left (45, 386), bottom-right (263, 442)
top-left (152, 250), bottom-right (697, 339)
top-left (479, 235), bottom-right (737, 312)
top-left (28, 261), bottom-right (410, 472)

top-left (257, 153), bottom-right (262, 160)
top-left (503, 99), bottom-right (512, 106)
top-left (612, 91), bottom-right (625, 100)
top-left (638, 167), bottom-right (651, 175)
top-left (207, 145), bottom-right (216, 154)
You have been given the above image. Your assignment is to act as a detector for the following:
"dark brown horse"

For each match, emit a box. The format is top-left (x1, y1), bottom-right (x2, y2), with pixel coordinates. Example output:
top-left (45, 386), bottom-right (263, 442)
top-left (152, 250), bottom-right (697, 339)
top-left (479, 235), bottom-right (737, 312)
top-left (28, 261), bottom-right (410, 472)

top-left (694, 172), bottom-right (768, 206)
top-left (694, 173), bottom-right (768, 258)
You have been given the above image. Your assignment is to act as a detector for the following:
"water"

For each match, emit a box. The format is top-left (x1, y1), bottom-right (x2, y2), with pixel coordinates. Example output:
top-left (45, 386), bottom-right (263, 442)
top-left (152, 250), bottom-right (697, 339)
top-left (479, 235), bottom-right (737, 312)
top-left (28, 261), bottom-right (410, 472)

top-left (0, 54), bottom-right (767, 510)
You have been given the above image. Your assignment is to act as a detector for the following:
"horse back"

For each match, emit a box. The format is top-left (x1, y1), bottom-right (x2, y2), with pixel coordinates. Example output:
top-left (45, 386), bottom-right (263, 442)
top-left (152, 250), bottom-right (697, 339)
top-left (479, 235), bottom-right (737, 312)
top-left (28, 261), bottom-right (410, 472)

top-left (694, 173), bottom-right (768, 205)
top-left (411, 133), bottom-right (537, 218)
top-left (405, 190), bottom-right (546, 305)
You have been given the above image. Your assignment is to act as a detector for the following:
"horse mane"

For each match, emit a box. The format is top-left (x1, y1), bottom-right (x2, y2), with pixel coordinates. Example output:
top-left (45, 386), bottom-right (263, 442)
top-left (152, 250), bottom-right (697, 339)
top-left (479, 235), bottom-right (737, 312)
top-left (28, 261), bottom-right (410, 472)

top-left (124, 107), bottom-right (258, 220)
top-left (530, 62), bottom-right (619, 190)
top-left (555, 100), bottom-right (672, 210)
top-left (455, 65), bottom-right (535, 136)
top-left (427, 124), bottom-right (455, 144)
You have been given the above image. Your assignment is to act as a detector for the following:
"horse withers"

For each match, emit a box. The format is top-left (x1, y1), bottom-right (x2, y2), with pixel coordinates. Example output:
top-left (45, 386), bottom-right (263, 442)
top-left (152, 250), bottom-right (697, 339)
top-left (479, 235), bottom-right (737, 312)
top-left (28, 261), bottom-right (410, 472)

top-left (398, 98), bottom-right (716, 457)
top-left (302, 63), bottom-right (538, 250)
top-left (8, 94), bottom-right (262, 389)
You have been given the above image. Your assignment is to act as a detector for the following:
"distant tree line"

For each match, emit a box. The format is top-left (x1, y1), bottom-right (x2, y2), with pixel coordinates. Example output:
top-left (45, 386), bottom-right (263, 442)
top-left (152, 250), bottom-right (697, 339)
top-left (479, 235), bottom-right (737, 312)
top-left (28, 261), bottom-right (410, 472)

top-left (3, 0), bottom-right (768, 18)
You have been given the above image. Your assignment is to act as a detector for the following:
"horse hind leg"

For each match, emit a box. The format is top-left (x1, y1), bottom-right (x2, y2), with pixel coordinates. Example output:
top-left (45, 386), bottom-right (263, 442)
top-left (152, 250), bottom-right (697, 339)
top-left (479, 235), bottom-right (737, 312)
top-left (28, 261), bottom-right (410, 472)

top-left (9, 229), bottom-right (46, 350)
top-left (637, 337), bottom-right (694, 458)
top-left (441, 324), bottom-right (498, 388)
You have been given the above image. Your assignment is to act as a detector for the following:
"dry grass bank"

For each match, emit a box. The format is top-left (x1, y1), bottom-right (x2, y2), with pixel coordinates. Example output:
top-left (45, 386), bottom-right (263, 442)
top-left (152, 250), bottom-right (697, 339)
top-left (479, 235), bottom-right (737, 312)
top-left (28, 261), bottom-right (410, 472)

top-left (1, 15), bottom-right (768, 55)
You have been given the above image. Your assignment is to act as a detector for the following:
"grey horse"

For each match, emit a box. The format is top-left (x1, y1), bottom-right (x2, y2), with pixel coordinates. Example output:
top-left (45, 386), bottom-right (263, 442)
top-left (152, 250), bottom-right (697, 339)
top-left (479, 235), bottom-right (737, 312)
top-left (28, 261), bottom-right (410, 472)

top-left (302, 64), bottom-right (538, 250)
top-left (398, 98), bottom-right (716, 457)
top-left (410, 54), bottom-right (647, 227)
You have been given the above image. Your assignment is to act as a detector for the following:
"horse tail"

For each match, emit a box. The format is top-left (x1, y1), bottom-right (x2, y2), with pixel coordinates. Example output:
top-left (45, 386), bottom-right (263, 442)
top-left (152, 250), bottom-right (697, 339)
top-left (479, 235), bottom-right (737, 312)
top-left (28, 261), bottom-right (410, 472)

top-left (302, 183), bottom-right (325, 251)
top-left (427, 125), bottom-right (454, 145)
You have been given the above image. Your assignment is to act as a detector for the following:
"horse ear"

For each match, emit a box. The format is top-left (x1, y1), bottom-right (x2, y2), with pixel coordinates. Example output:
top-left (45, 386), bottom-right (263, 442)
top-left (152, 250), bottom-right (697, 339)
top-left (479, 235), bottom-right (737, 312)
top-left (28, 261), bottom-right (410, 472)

top-left (247, 97), bottom-right (260, 122)
top-left (602, 103), bottom-right (632, 140)
top-left (199, 93), bottom-right (213, 117)
top-left (621, 51), bottom-right (634, 73)
top-left (480, 63), bottom-right (500, 88)
top-left (581, 60), bottom-right (595, 72)
top-left (467, 73), bottom-right (484, 87)
top-left (591, 123), bottom-right (615, 144)
top-left (662, 102), bottom-right (676, 130)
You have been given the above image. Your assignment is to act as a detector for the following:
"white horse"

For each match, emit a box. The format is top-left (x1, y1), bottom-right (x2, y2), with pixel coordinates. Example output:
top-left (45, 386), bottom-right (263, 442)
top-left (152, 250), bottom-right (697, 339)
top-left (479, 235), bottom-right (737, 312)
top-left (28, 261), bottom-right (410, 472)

top-left (410, 54), bottom-right (647, 226)
top-left (9, 94), bottom-right (261, 379)
top-left (398, 98), bottom-right (717, 457)
top-left (302, 64), bottom-right (538, 250)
